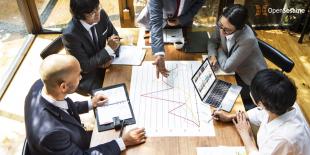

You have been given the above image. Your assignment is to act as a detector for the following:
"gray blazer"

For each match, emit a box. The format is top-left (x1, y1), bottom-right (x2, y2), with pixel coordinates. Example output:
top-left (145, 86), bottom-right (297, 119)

top-left (137, 0), bottom-right (205, 54)
top-left (208, 25), bottom-right (267, 85)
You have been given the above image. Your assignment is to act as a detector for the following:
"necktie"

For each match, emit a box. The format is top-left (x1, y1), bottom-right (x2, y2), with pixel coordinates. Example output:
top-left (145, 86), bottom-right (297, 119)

top-left (174, 0), bottom-right (181, 18)
top-left (90, 26), bottom-right (99, 50)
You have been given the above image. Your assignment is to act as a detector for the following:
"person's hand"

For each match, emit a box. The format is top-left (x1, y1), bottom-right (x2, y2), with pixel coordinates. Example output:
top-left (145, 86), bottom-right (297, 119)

top-left (122, 128), bottom-right (146, 146)
top-left (102, 59), bottom-right (112, 68)
top-left (152, 55), bottom-right (169, 78)
top-left (167, 18), bottom-right (180, 27)
top-left (209, 56), bottom-right (217, 66)
top-left (91, 94), bottom-right (108, 108)
top-left (107, 34), bottom-right (120, 50)
top-left (232, 111), bottom-right (252, 139)
top-left (212, 110), bottom-right (235, 122)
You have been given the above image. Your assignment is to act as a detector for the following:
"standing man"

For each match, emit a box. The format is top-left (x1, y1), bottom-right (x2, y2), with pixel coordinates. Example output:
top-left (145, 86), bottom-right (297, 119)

top-left (137, 0), bottom-right (206, 78)
top-left (25, 54), bottom-right (146, 155)
top-left (62, 0), bottom-right (121, 95)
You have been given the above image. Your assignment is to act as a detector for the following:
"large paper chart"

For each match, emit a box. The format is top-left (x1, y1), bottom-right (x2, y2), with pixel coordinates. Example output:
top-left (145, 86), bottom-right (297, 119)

top-left (130, 61), bottom-right (215, 136)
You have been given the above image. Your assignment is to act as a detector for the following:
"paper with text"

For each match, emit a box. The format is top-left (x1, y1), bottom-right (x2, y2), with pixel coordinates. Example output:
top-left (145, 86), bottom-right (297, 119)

top-left (94, 86), bottom-right (132, 125)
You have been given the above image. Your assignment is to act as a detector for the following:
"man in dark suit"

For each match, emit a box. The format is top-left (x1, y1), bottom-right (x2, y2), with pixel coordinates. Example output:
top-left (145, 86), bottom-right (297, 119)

top-left (24, 54), bottom-right (146, 155)
top-left (62, 0), bottom-right (120, 95)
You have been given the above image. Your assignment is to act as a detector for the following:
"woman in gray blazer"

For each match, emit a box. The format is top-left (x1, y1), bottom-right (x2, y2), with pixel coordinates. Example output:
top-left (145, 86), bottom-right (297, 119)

top-left (208, 4), bottom-right (267, 110)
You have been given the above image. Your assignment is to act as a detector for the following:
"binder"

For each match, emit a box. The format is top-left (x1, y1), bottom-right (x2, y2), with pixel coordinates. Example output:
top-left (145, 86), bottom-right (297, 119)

top-left (92, 83), bottom-right (136, 132)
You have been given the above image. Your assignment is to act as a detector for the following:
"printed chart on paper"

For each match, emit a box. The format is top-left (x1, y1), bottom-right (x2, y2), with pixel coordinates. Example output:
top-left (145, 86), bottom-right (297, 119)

top-left (130, 61), bottom-right (215, 136)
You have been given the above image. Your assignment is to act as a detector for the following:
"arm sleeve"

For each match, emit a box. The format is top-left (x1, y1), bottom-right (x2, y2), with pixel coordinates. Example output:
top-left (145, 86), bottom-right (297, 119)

top-left (62, 33), bottom-right (111, 73)
top-left (178, 0), bottom-right (206, 26)
top-left (207, 27), bottom-right (221, 57)
top-left (101, 10), bottom-right (119, 38)
top-left (217, 38), bottom-right (256, 73)
top-left (40, 130), bottom-right (121, 155)
top-left (247, 107), bottom-right (265, 127)
top-left (251, 137), bottom-right (294, 155)
top-left (148, 0), bottom-right (165, 54)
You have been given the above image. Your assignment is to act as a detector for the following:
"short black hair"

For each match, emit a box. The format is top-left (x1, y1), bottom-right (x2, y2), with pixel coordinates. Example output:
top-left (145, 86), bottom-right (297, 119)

top-left (70, 0), bottom-right (99, 20)
top-left (222, 4), bottom-right (248, 30)
top-left (250, 69), bottom-right (297, 115)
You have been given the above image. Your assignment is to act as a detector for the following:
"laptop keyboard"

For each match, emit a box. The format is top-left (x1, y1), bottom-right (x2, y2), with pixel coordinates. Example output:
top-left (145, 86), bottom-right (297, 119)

top-left (205, 80), bottom-right (231, 108)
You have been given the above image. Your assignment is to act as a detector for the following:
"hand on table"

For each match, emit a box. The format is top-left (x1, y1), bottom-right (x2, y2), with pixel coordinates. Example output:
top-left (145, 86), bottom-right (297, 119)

top-left (152, 55), bottom-right (169, 79)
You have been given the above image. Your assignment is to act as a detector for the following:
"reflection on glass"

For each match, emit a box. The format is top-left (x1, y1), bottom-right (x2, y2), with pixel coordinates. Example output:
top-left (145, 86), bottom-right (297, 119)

top-left (0, 0), bottom-right (28, 89)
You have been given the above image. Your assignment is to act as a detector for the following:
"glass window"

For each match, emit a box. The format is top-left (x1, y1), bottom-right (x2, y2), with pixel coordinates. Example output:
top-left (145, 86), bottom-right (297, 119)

top-left (0, 0), bottom-right (29, 96)
top-left (35, 0), bottom-right (120, 32)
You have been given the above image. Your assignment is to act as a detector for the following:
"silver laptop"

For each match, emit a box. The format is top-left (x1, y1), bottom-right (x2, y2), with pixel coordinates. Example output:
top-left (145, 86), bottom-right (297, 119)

top-left (191, 59), bottom-right (242, 112)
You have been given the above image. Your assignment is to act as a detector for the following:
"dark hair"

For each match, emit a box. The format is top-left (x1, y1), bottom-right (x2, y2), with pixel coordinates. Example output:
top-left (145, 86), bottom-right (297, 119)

top-left (70, 0), bottom-right (99, 20)
top-left (222, 4), bottom-right (248, 30)
top-left (250, 69), bottom-right (297, 115)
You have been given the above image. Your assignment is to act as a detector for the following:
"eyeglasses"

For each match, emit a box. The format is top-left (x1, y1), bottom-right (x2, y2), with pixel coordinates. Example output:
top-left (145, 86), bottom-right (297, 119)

top-left (86, 5), bottom-right (101, 17)
top-left (216, 20), bottom-right (235, 35)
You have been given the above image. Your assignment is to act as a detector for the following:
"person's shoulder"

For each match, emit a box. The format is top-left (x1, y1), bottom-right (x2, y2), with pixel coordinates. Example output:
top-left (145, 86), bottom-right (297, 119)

top-left (62, 19), bottom-right (79, 35)
top-left (26, 79), bottom-right (43, 97)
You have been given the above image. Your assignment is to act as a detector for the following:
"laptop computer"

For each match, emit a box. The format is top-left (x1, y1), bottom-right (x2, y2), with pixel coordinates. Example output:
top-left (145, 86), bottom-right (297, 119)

top-left (191, 59), bottom-right (242, 112)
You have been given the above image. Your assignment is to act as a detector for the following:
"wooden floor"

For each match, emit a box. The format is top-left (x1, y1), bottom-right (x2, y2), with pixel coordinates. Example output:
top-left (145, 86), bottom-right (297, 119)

top-left (256, 30), bottom-right (310, 123)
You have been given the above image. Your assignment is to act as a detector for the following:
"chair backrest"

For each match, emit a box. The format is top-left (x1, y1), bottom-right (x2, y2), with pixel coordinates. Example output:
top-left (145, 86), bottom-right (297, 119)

top-left (257, 39), bottom-right (295, 72)
top-left (22, 139), bottom-right (31, 155)
top-left (40, 35), bottom-right (64, 59)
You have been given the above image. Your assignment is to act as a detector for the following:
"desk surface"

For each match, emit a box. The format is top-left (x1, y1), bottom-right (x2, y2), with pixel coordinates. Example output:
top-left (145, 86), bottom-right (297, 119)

top-left (90, 29), bottom-right (244, 155)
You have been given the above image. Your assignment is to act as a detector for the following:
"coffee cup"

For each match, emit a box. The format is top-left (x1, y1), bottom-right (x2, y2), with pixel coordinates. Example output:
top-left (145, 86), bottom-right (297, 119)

top-left (174, 40), bottom-right (184, 50)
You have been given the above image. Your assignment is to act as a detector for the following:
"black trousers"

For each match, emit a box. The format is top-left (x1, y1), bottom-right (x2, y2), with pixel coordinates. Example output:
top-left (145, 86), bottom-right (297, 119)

top-left (235, 74), bottom-right (256, 111)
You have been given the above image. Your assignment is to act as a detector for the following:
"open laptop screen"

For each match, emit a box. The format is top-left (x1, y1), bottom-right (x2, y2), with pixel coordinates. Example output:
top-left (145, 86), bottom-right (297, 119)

top-left (191, 59), bottom-right (216, 100)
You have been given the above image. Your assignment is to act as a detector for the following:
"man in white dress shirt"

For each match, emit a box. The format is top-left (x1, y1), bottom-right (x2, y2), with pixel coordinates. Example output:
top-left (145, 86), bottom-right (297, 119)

top-left (212, 69), bottom-right (310, 155)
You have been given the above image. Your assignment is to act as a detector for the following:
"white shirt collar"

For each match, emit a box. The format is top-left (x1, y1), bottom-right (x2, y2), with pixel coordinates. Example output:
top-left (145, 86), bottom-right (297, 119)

top-left (41, 90), bottom-right (69, 110)
top-left (225, 33), bottom-right (234, 40)
top-left (80, 20), bottom-right (97, 31)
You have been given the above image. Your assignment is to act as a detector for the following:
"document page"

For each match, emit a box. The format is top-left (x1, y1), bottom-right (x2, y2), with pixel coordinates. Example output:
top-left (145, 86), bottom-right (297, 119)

top-left (94, 86), bottom-right (132, 125)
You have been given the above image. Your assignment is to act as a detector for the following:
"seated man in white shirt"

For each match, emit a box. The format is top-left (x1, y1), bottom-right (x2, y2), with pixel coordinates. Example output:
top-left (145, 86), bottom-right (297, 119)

top-left (24, 54), bottom-right (146, 155)
top-left (212, 69), bottom-right (310, 155)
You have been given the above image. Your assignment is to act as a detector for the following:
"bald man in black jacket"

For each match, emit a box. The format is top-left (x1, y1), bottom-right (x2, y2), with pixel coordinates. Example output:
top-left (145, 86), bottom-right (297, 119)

top-left (24, 54), bottom-right (146, 155)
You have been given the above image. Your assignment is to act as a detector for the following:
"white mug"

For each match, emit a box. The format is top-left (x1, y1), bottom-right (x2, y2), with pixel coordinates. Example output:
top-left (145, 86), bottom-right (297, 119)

top-left (174, 40), bottom-right (184, 50)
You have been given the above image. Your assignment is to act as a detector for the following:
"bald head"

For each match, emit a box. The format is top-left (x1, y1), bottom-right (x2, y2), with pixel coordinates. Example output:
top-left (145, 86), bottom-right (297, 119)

top-left (40, 54), bottom-right (80, 89)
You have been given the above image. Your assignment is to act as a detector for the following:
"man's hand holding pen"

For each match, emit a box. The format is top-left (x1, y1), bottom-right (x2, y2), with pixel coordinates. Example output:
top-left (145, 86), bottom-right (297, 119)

top-left (108, 34), bottom-right (121, 50)
top-left (91, 94), bottom-right (109, 108)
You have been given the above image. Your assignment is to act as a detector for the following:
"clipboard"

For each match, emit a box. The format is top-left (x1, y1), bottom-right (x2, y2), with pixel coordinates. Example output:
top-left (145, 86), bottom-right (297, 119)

top-left (92, 83), bottom-right (136, 132)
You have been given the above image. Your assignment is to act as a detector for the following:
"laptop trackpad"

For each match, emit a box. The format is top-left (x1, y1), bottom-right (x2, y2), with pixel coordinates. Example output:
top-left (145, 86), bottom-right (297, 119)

top-left (220, 85), bottom-right (242, 112)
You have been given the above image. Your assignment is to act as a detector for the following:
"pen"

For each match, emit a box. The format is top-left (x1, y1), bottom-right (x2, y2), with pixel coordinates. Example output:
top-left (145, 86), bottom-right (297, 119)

top-left (208, 105), bottom-right (222, 123)
top-left (119, 120), bottom-right (126, 137)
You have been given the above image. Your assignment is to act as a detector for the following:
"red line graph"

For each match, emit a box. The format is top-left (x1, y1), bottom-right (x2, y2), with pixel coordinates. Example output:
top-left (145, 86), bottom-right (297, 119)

top-left (140, 76), bottom-right (200, 127)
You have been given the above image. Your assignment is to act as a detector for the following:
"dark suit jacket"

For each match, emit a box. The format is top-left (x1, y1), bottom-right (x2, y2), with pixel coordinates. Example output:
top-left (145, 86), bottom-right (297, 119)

top-left (24, 80), bottom-right (121, 155)
top-left (62, 9), bottom-right (118, 94)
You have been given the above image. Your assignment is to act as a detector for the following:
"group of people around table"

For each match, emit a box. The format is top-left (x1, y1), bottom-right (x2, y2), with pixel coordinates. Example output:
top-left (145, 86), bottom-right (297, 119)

top-left (24, 0), bottom-right (310, 154)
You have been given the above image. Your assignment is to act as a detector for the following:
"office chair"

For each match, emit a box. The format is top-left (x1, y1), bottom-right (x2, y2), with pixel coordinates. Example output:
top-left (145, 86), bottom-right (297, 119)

top-left (40, 35), bottom-right (64, 59)
top-left (257, 39), bottom-right (295, 72)
top-left (22, 139), bottom-right (31, 155)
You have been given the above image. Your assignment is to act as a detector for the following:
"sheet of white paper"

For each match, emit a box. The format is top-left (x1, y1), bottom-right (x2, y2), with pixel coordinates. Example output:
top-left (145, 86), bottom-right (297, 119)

top-left (163, 28), bottom-right (184, 43)
top-left (130, 61), bottom-right (215, 137)
top-left (196, 146), bottom-right (246, 155)
top-left (94, 86), bottom-right (132, 125)
top-left (111, 46), bottom-right (146, 65)
top-left (202, 54), bottom-right (235, 75)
